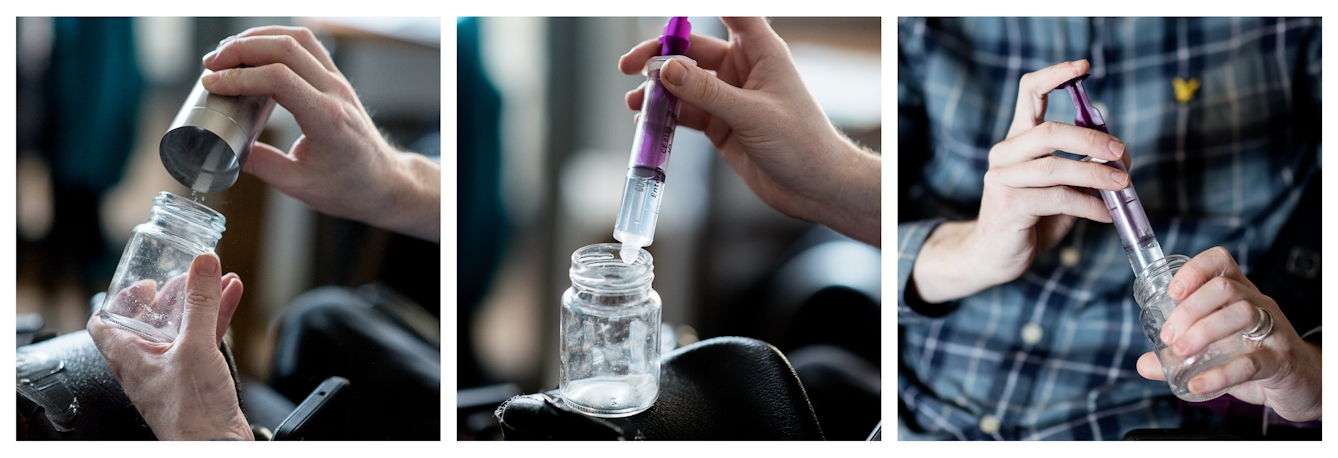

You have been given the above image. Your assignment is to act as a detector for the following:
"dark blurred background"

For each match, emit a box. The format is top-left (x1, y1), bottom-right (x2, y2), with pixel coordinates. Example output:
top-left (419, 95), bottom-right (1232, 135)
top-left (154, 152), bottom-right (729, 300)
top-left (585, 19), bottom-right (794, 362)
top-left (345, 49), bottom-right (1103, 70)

top-left (457, 17), bottom-right (882, 440)
top-left (15, 16), bottom-right (441, 384)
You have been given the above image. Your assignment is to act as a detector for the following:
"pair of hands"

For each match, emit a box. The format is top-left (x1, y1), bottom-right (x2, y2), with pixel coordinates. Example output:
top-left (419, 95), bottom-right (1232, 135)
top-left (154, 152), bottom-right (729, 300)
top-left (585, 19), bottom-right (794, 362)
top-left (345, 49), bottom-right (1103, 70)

top-left (618, 17), bottom-right (881, 247)
top-left (910, 60), bottom-right (1320, 421)
top-left (201, 26), bottom-right (440, 242)
top-left (88, 26), bottom-right (429, 440)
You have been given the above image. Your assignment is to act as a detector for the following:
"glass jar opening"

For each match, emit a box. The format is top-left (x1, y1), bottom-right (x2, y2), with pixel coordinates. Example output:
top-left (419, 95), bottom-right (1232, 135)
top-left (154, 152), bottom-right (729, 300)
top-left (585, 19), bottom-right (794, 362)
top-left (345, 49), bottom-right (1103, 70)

top-left (569, 243), bottom-right (654, 291)
top-left (152, 191), bottom-right (226, 234)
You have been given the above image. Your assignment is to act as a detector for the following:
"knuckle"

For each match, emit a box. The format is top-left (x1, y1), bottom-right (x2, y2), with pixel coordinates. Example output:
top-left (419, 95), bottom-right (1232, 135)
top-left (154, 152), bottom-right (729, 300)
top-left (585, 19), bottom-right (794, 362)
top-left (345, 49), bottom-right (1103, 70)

top-left (295, 26), bottom-right (317, 42)
top-left (279, 35), bottom-right (303, 54)
top-left (987, 142), bottom-right (1008, 167)
top-left (1238, 355), bottom-right (1259, 377)
top-left (1082, 127), bottom-right (1106, 151)
top-left (983, 169), bottom-right (999, 187)
top-left (1210, 276), bottom-right (1233, 293)
top-left (698, 75), bottom-right (723, 106)
top-left (186, 290), bottom-right (215, 306)
top-left (1051, 187), bottom-right (1073, 208)
top-left (1018, 71), bottom-right (1040, 88)
top-left (1035, 156), bottom-right (1060, 177)
top-left (1036, 121), bottom-right (1059, 137)
top-left (1229, 301), bottom-right (1255, 324)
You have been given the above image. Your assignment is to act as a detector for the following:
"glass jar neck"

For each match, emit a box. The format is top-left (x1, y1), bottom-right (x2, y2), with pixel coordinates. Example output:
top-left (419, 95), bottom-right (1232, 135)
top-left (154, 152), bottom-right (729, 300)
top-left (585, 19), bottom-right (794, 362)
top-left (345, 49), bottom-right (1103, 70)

top-left (146, 191), bottom-right (226, 249)
top-left (1132, 254), bottom-right (1190, 307)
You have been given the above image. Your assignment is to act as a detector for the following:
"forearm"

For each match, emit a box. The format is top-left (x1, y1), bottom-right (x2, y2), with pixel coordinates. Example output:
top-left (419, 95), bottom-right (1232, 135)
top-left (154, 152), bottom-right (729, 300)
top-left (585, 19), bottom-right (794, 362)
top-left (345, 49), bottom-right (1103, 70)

top-left (805, 135), bottom-right (882, 247)
top-left (368, 152), bottom-right (441, 242)
top-left (910, 220), bottom-right (995, 304)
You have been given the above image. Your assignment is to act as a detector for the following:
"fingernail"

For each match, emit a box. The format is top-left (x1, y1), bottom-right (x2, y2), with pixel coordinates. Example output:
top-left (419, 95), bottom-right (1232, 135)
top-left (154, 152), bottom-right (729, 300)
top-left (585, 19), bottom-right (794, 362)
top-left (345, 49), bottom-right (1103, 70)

top-left (662, 59), bottom-right (685, 86)
top-left (1107, 140), bottom-right (1124, 159)
top-left (1111, 171), bottom-right (1128, 186)
top-left (201, 71), bottom-right (220, 86)
top-left (1188, 378), bottom-right (1204, 393)
top-left (218, 34), bottom-right (235, 45)
top-left (202, 50), bottom-right (217, 64)
top-left (1071, 59), bottom-right (1086, 67)
top-left (1160, 324), bottom-right (1175, 343)
top-left (1169, 281), bottom-right (1184, 299)
top-left (194, 254), bottom-right (220, 277)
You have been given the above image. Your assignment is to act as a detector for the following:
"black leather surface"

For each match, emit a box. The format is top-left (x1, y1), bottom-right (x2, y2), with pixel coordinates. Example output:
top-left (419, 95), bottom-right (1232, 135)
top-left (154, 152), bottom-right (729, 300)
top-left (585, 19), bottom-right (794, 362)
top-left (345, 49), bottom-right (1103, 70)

top-left (16, 330), bottom-right (156, 440)
top-left (497, 336), bottom-right (825, 440)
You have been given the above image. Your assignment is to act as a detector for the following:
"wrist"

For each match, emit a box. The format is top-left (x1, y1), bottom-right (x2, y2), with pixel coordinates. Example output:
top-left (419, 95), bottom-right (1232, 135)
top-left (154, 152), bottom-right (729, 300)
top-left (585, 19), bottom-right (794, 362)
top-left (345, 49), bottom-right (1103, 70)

top-left (364, 148), bottom-right (441, 242)
top-left (800, 133), bottom-right (882, 246)
top-left (912, 220), bottom-right (989, 303)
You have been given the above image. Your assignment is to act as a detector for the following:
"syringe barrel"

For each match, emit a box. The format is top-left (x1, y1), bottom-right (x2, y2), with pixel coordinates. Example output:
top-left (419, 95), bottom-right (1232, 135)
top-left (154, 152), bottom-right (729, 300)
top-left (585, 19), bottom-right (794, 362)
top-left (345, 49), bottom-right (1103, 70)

top-left (629, 56), bottom-right (695, 173)
top-left (1095, 159), bottom-right (1156, 253)
top-left (614, 56), bottom-right (696, 248)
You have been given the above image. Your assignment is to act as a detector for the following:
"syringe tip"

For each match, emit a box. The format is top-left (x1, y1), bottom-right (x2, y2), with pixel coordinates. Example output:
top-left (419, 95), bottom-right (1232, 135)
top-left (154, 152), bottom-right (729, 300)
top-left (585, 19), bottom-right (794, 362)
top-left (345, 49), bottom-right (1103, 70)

top-left (620, 243), bottom-right (639, 265)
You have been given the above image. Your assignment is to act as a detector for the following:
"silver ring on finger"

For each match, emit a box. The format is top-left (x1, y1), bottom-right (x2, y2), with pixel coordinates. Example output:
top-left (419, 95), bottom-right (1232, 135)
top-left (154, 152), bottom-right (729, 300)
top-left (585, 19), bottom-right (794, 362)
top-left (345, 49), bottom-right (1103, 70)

top-left (1243, 306), bottom-right (1274, 341)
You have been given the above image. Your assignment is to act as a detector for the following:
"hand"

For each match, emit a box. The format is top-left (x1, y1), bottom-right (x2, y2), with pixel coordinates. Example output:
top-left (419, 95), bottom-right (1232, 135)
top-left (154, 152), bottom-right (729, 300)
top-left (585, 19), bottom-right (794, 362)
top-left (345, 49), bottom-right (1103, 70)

top-left (1136, 247), bottom-right (1322, 422)
top-left (910, 60), bottom-right (1132, 304)
top-left (88, 254), bottom-right (252, 440)
top-left (201, 26), bottom-right (440, 242)
top-left (619, 17), bottom-right (880, 247)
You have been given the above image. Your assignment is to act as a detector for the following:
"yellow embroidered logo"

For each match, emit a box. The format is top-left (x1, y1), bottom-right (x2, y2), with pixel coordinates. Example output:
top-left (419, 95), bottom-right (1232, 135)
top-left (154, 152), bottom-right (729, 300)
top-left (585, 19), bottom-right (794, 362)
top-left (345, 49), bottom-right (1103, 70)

top-left (1173, 77), bottom-right (1201, 104)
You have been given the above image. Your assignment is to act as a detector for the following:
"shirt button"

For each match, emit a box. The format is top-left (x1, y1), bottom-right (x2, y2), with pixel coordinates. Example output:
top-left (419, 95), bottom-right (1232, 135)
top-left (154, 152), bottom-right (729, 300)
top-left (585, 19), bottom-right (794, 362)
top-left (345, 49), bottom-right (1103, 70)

top-left (1021, 323), bottom-right (1044, 345)
top-left (979, 414), bottom-right (1001, 435)
top-left (1060, 246), bottom-right (1081, 267)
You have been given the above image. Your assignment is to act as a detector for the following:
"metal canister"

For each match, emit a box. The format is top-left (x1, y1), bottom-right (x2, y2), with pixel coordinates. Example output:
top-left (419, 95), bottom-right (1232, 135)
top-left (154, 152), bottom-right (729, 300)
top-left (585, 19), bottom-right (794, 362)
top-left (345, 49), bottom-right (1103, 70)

top-left (159, 69), bottom-right (275, 193)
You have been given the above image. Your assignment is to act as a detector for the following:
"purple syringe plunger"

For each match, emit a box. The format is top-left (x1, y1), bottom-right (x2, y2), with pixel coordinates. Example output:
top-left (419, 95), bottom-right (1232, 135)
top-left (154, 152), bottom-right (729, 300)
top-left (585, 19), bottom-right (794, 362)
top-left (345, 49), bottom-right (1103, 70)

top-left (1056, 74), bottom-right (1164, 277)
top-left (660, 16), bottom-right (691, 55)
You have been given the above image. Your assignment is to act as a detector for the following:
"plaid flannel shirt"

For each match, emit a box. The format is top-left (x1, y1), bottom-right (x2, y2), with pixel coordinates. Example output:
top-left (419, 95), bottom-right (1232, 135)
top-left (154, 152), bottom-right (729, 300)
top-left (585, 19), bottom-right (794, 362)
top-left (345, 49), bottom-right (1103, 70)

top-left (897, 17), bottom-right (1321, 440)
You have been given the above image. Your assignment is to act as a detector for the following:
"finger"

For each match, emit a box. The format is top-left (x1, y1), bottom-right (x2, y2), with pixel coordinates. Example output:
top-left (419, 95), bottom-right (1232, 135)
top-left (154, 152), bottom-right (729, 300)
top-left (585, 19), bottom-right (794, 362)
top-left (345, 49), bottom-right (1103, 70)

top-left (1187, 351), bottom-right (1279, 395)
top-left (229, 25), bottom-right (336, 71)
top-left (1006, 186), bottom-right (1113, 223)
top-left (1170, 300), bottom-right (1259, 357)
top-left (625, 80), bottom-right (648, 110)
top-left (204, 35), bottom-right (340, 93)
top-left (150, 275), bottom-right (189, 328)
top-left (110, 279), bottom-right (158, 321)
top-left (200, 64), bottom-right (333, 136)
top-left (991, 121), bottom-right (1126, 168)
top-left (1008, 60), bottom-right (1091, 137)
top-left (626, 80), bottom-right (713, 131)
top-left (216, 273), bottom-right (244, 346)
top-left (658, 58), bottom-right (757, 128)
top-left (1167, 246), bottom-right (1249, 302)
top-left (718, 17), bottom-right (789, 57)
top-left (1136, 352), bottom-right (1166, 381)
top-left (179, 254), bottom-right (224, 345)
top-left (240, 141), bottom-right (303, 192)
top-left (989, 156), bottom-right (1130, 191)
top-left (619, 32), bottom-right (731, 75)
top-left (1161, 275), bottom-right (1252, 347)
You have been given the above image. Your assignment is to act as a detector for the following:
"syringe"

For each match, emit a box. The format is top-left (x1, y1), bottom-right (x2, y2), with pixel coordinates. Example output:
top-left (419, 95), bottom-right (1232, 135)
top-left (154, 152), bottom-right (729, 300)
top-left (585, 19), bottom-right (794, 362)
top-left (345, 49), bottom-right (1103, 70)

top-left (1057, 74), bottom-right (1165, 277)
top-left (614, 17), bottom-right (694, 264)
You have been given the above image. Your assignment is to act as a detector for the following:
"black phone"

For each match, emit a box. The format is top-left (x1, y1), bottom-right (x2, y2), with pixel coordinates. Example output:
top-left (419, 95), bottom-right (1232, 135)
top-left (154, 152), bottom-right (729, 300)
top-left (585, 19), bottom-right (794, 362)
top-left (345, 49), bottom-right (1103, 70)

top-left (272, 376), bottom-right (351, 441)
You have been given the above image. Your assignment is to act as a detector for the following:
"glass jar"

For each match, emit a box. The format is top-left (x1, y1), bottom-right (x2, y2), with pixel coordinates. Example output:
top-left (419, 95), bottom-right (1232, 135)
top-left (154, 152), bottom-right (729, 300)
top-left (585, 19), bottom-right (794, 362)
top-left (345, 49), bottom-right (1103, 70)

top-left (559, 243), bottom-right (662, 417)
top-left (1134, 255), bottom-right (1255, 402)
top-left (99, 192), bottom-right (226, 343)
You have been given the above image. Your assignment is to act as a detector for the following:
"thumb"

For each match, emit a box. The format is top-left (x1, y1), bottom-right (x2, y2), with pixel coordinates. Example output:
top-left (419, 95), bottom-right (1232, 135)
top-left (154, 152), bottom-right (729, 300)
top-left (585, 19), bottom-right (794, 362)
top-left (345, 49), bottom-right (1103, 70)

top-left (242, 141), bottom-right (301, 190)
top-left (659, 58), bottom-right (754, 127)
top-left (180, 253), bottom-right (223, 344)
